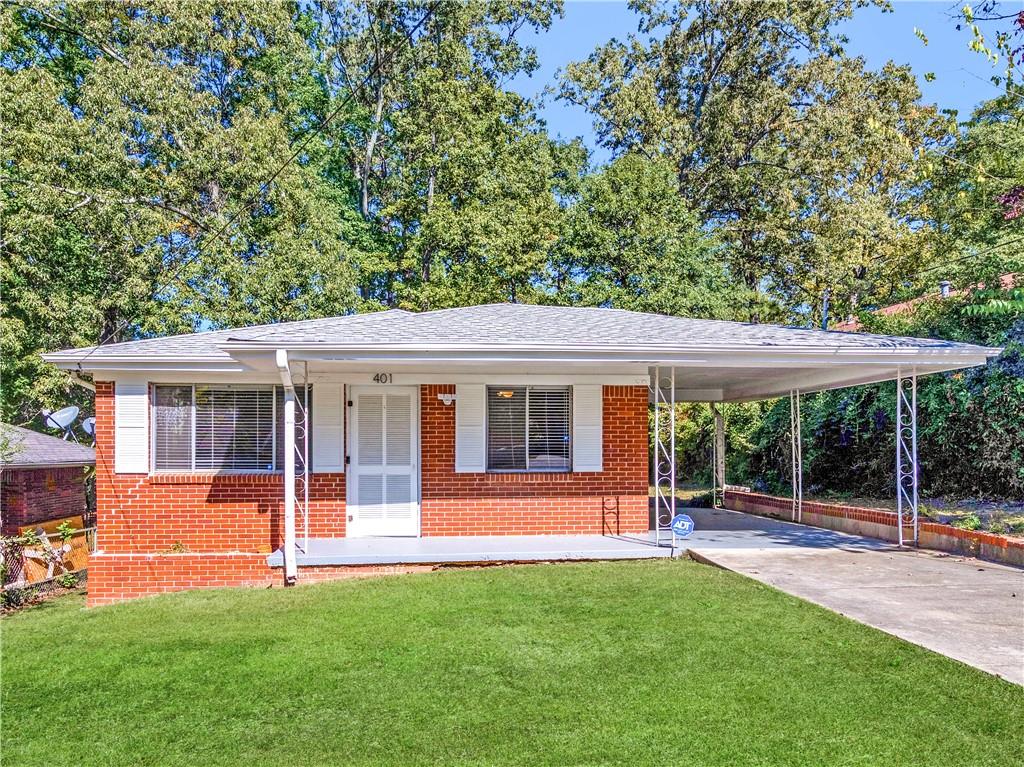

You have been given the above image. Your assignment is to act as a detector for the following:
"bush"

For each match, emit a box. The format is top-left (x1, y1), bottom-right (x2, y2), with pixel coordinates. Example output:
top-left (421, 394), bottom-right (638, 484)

top-left (724, 298), bottom-right (1024, 501)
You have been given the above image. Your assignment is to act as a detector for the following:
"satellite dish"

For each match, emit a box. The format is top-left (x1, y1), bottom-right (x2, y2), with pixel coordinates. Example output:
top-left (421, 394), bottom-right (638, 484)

top-left (81, 416), bottom-right (96, 446)
top-left (43, 406), bottom-right (80, 441)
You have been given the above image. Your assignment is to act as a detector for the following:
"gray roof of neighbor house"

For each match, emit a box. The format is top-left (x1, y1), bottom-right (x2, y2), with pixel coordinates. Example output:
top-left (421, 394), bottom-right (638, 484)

top-left (42, 303), bottom-right (999, 361)
top-left (1, 424), bottom-right (95, 468)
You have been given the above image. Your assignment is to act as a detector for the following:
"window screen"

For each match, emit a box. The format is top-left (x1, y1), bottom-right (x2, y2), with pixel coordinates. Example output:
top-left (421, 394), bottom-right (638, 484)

top-left (152, 384), bottom-right (311, 472)
top-left (486, 386), bottom-right (571, 472)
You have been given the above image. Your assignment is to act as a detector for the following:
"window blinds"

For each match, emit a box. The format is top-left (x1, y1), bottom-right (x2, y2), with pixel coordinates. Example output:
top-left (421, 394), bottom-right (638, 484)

top-left (486, 386), bottom-right (571, 472)
top-left (152, 385), bottom-right (310, 472)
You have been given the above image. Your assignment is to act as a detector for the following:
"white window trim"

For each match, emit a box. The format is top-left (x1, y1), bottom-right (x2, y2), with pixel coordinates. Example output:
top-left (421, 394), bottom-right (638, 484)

top-left (149, 383), bottom-right (295, 475)
top-left (485, 385), bottom-right (573, 474)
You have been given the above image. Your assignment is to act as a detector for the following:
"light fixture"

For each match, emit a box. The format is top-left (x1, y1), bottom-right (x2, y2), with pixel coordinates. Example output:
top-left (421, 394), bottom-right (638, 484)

top-left (437, 393), bottom-right (456, 406)
top-left (496, 390), bottom-right (515, 399)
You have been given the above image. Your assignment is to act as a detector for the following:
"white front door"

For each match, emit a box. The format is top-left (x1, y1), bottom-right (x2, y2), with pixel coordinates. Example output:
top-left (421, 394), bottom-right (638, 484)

top-left (347, 385), bottom-right (420, 537)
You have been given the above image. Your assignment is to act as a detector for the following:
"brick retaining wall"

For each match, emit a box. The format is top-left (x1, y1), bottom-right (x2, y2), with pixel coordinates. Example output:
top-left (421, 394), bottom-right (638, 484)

top-left (724, 490), bottom-right (1024, 567)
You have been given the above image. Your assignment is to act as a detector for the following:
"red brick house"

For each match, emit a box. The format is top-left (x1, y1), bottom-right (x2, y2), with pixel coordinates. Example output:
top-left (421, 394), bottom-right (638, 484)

top-left (42, 304), bottom-right (998, 605)
top-left (1, 424), bottom-right (94, 535)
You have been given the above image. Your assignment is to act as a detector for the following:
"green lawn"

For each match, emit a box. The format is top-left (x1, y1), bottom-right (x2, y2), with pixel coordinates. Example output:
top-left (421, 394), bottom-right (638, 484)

top-left (3, 561), bottom-right (1021, 766)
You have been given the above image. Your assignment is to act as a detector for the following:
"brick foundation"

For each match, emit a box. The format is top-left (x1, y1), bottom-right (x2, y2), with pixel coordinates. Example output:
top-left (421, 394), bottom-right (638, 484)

top-left (88, 381), bottom-right (650, 605)
top-left (87, 552), bottom-right (435, 606)
top-left (724, 490), bottom-right (1024, 567)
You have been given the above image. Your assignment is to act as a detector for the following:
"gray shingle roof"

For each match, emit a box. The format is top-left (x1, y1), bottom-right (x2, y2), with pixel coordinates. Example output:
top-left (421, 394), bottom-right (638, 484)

top-left (44, 303), bottom-right (996, 360)
top-left (1, 424), bottom-right (95, 467)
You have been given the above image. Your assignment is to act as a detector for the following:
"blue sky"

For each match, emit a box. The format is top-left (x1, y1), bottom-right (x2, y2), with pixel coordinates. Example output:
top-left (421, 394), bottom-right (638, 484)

top-left (509, 1), bottom-right (1006, 163)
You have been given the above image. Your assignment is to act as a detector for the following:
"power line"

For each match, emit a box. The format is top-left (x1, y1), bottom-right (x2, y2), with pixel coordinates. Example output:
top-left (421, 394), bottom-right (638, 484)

top-left (71, 2), bottom-right (437, 367)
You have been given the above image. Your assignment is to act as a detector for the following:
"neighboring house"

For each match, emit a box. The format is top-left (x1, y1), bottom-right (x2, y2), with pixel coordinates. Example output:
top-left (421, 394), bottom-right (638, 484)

top-left (1, 423), bottom-right (95, 535)
top-left (42, 304), bottom-right (998, 605)
top-left (834, 274), bottom-right (1019, 331)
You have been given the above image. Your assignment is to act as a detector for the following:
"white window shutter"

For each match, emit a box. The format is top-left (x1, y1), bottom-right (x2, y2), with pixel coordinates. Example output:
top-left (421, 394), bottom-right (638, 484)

top-left (115, 380), bottom-right (149, 473)
top-left (572, 385), bottom-right (603, 472)
top-left (455, 384), bottom-right (486, 473)
top-left (312, 383), bottom-right (345, 472)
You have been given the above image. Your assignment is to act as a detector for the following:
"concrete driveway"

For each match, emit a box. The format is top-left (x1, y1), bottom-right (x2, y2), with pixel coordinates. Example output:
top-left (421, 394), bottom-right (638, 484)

top-left (681, 507), bottom-right (1024, 685)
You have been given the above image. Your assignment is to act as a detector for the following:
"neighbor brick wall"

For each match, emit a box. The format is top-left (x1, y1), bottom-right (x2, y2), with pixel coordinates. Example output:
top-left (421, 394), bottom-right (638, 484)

top-left (1, 465), bottom-right (89, 534)
top-left (725, 489), bottom-right (1024, 567)
top-left (419, 385), bottom-right (649, 536)
top-left (89, 381), bottom-right (651, 605)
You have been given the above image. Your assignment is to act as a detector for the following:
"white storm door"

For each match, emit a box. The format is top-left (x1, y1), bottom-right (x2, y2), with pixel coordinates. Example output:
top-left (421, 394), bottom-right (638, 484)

top-left (348, 386), bottom-right (419, 537)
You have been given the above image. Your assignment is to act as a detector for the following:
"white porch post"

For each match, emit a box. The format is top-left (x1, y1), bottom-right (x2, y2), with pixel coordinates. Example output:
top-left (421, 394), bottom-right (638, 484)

top-left (276, 349), bottom-right (298, 584)
top-left (790, 389), bottom-right (803, 522)
top-left (711, 403), bottom-right (726, 508)
top-left (895, 369), bottom-right (920, 547)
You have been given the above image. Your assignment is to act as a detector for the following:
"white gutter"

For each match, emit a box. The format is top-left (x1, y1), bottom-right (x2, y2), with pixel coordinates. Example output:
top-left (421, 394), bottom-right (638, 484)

top-left (275, 349), bottom-right (298, 585)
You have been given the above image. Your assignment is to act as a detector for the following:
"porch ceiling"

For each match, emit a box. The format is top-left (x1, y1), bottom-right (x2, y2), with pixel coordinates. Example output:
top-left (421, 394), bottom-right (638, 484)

top-left (662, 361), bottom-right (974, 402)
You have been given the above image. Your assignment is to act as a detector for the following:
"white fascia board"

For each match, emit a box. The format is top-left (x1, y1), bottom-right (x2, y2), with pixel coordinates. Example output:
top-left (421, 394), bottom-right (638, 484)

top-left (44, 341), bottom-right (1000, 375)
top-left (42, 355), bottom-right (250, 374)
top-left (218, 341), bottom-right (1000, 366)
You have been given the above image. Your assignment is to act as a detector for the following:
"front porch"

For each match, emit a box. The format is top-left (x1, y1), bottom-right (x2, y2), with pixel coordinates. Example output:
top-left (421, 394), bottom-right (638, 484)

top-left (268, 531), bottom-right (677, 567)
top-left (266, 506), bottom-right (898, 568)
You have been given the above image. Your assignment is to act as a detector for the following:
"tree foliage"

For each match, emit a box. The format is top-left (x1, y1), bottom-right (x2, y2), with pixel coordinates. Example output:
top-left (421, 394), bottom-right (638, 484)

top-left (1, 0), bottom-right (366, 423)
top-left (558, 0), bottom-right (950, 323)
top-left (548, 153), bottom-right (733, 317)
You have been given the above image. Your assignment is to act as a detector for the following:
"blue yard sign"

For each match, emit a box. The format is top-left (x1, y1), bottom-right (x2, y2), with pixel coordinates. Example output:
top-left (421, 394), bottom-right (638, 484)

top-left (671, 513), bottom-right (695, 538)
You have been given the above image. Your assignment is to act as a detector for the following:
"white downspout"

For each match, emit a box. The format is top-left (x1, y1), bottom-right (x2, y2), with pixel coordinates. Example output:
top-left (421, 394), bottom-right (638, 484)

top-left (276, 349), bottom-right (298, 585)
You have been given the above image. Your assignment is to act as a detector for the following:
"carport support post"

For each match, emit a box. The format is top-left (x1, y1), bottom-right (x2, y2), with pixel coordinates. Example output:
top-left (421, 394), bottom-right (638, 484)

top-left (711, 404), bottom-right (726, 508)
top-left (895, 370), bottom-right (920, 547)
top-left (790, 390), bottom-right (803, 523)
top-left (652, 366), bottom-right (677, 547)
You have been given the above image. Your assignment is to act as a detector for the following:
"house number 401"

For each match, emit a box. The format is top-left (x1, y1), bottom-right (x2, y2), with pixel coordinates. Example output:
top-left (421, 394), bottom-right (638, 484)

top-left (372, 372), bottom-right (393, 384)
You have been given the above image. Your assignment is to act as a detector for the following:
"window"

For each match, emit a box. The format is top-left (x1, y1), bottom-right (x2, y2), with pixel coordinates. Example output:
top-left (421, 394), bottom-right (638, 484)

top-left (486, 386), bottom-right (571, 472)
top-left (152, 385), bottom-right (311, 472)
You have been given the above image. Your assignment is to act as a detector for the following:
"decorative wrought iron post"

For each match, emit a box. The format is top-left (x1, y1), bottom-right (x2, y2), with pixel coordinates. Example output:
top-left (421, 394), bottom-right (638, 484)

top-left (652, 366), bottom-right (677, 548)
top-left (295, 362), bottom-right (311, 552)
top-left (790, 389), bottom-right (803, 522)
top-left (896, 370), bottom-right (919, 546)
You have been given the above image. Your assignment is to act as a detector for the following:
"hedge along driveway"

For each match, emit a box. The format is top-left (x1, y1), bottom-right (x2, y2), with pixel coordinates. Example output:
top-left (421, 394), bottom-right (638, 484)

top-left (3, 560), bottom-right (1022, 766)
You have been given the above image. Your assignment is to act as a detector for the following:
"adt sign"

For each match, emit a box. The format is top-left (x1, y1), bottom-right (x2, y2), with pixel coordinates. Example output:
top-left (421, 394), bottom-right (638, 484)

top-left (670, 513), bottom-right (695, 539)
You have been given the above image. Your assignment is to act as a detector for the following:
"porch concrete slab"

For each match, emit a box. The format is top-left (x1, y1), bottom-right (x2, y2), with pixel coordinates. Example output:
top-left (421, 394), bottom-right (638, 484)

top-left (687, 508), bottom-right (1024, 686)
top-left (268, 532), bottom-right (676, 568)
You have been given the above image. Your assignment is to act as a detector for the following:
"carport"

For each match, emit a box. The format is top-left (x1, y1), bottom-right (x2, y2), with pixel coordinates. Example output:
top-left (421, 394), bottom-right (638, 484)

top-left (647, 333), bottom-right (1000, 549)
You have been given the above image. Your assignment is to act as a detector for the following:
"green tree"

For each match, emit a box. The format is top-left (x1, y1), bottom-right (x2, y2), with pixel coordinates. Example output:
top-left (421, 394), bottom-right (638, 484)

top-left (307, 0), bottom-right (568, 309)
top-left (1, 1), bottom-right (367, 423)
top-left (549, 153), bottom-right (734, 317)
top-left (558, 0), bottom-right (949, 323)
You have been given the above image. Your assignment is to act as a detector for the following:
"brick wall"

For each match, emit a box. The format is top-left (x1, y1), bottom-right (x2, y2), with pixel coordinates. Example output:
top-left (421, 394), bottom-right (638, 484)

top-left (1, 465), bottom-right (90, 535)
top-left (725, 489), bottom-right (1024, 567)
top-left (90, 381), bottom-right (651, 605)
top-left (419, 385), bottom-right (649, 536)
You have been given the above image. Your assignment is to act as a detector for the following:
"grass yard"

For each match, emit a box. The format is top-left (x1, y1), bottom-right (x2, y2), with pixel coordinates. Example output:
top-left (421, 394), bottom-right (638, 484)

top-left (3, 560), bottom-right (1022, 766)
